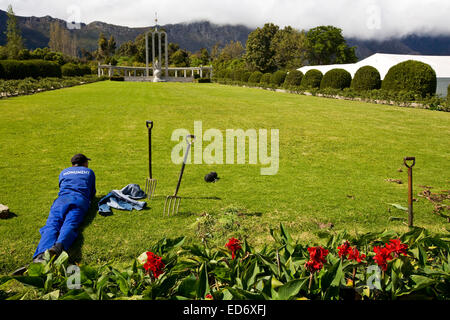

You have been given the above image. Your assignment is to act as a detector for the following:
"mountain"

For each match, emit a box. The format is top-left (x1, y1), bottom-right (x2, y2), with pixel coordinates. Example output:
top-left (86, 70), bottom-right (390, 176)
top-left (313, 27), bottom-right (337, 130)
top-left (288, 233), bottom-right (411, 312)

top-left (1, 9), bottom-right (449, 59)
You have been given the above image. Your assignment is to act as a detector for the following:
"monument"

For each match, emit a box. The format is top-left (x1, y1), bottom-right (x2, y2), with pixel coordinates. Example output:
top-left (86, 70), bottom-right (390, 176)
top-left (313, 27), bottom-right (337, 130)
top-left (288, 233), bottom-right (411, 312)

top-left (146, 13), bottom-right (168, 81)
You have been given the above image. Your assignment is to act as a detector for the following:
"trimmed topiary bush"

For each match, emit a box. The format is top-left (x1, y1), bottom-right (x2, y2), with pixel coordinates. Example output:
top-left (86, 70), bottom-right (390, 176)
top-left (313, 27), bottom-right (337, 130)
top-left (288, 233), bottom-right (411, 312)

top-left (381, 60), bottom-right (437, 98)
top-left (248, 71), bottom-right (263, 84)
top-left (320, 68), bottom-right (352, 90)
top-left (300, 69), bottom-right (323, 89)
top-left (0, 60), bottom-right (61, 80)
top-left (260, 73), bottom-right (272, 85)
top-left (283, 70), bottom-right (304, 88)
top-left (270, 70), bottom-right (287, 87)
top-left (351, 66), bottom-right (381, 91)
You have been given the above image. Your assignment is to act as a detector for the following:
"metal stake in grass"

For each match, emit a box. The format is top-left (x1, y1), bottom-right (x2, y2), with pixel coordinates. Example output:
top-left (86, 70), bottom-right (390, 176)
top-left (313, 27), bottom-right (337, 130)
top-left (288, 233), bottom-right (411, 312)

top-left (164, 135), bottom-right (196, 216)
top-left (404, 157), bottom-right (416, 227)
top-left (145, 120), bottom-right (157, 199)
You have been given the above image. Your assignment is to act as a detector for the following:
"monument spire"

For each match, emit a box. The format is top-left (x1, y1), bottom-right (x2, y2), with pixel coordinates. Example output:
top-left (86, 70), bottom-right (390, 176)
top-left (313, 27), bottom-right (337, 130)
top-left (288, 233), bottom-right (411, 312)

top-left (154, 12), bottom-right (158, 31)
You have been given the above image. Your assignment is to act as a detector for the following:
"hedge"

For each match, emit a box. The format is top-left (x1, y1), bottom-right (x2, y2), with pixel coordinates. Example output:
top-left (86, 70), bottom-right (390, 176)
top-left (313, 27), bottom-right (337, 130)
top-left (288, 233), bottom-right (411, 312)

top-left (260, 73), bottom-right (272, 85)
top-left (320, 68), bottom-right (352, 90)
top-left (248, 71), bottom-right (263, 84)
top-left (0, 60), bottom-right (62, 80)
top-left (61, 63), bottom-right (92, 77)
top-left (351, 66), bottom-right (381, 91)
top-left (283, 70), bottom-right (303, 88)
top-left (300, 69), bottom-right (323, 89)
top-left (270, 70), bottom-right (287, 86)
top-left (448, 84), bottom-right (450, 105)
top-left (382, 60), bottom-right (437, 98)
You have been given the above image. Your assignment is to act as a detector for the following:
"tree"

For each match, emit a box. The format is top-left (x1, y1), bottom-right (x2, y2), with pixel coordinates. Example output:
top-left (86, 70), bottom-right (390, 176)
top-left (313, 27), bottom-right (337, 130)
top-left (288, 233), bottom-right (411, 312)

top-left (190, 48), bottom-right (210, 67)
top-left (49, 22), bottom-right (77, 57)
top-left (305, 26), bottom-right (357, 65)
top-left (220, 40), bottom-right (245, 61)
top-left (170, 49), bottom-right (190, 67)
top-left (271, 26), bottom-right (307, 70)
top-left (244, 23), bottom-right (279, 73)
top-left (4, 5), bottom-right (24, 59)
top-left (97, 33), bottom-right (108, 61)
top-left (107, 36), bottom-right (117, 56)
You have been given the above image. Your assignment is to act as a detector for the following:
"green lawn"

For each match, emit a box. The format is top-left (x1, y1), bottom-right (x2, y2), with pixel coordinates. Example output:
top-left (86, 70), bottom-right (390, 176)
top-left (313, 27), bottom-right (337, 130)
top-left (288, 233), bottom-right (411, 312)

top-left (0, 81), bottom-right (449, 274)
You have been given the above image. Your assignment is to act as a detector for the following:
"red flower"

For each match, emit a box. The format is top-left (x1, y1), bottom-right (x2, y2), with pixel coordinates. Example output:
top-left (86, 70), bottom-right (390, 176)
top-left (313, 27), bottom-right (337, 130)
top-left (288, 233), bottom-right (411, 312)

top-left (305, 246), bottom-right (329, 273)
top-left (205, 294), bottom-right (213, 300)
top-left (373, 246), bottom-right (393, 271)
top-left (225, 237), bottom-right (242, 260)
top-left (143, 251), bottom-right (165, 279)
top-left (385, 239), bottom-right (408, 258)
top-left (337, 241), bottom-right (352, 258)
top-left (348, 247), bottom-right (366, 263)
top-left (307, 246), bottom-right (328, 264)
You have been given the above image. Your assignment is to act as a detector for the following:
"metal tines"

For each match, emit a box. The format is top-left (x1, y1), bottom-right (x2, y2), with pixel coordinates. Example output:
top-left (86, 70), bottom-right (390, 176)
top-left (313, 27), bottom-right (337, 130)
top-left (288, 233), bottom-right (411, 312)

top-left (145, 120), bottom-right (157, 199)
top-left (164, 134), bottom-right (196, 216)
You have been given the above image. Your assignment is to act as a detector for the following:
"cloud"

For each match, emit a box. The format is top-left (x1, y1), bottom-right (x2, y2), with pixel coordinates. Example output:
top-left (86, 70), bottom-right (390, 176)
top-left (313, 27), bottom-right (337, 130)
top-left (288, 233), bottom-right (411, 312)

top-left (1, 0), bottom-right (449, 39)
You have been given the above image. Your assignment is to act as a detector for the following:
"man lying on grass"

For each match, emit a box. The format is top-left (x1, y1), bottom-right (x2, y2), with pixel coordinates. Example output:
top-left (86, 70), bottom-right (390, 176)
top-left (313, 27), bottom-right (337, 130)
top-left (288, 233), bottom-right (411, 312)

top-left (32, 153), bottom-right (96, 263)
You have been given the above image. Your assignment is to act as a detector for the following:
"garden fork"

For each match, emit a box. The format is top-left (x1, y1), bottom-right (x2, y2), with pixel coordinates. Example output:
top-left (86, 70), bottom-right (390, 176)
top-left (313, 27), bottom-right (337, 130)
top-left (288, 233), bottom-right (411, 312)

top-left (145, 120), bottom-right (157, 199)
top-left (164, 134), bottom-right (196, 216)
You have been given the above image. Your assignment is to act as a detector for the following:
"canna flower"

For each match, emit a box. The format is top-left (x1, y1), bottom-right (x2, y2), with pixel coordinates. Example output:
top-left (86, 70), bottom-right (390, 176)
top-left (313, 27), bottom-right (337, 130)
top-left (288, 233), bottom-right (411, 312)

top-left (373, 246), bottom-right (393, 271)
top-left (143, 251), bottom-right (165, 279)
top-left (225, 237), bottom-right (242, 260)
top-left (205, 294), bottom-right (213, 300)
top-left (337, 241), bottom-right (352, 258)
top-left (347, 247), bottom-right (366, 263)
top-left (305, 246), bottom-right (329, 273)
top-left (385, 239), bottom-right (408, 258)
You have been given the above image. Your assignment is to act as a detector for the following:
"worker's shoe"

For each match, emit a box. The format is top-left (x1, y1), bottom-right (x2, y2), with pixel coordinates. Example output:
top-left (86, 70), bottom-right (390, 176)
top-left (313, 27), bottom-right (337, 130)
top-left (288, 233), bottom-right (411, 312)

top-left (32, 253), bottom-right (46, 264)
top-left (48, 243), bottom-right (63, 258)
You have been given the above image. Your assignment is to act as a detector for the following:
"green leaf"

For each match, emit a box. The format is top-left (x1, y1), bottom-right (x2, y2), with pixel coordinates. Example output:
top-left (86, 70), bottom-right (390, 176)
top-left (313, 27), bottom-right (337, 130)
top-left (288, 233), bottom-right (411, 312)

top-left (54, 251), bottom-right (69, 267)
top-left (27, 263), bottom-right (44, 277)
top-left (41, 290), bottom-right (60, 300)
top-left (243, 261), bottom-right (260, 290)
top-left (388, 203), bottom-right (408, 211)
top-left (277, 278), bottom-right (308, 300)
top-left (196, 262), bottom-right (210, 299)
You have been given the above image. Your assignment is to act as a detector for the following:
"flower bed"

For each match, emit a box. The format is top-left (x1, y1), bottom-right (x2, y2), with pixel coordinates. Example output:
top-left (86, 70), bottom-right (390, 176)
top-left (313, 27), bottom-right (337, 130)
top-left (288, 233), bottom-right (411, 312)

top-left (1, 224), bottom-right (448, 300)
top-left (0, 75), bottom-right (109, 98)
top-left (213, 78), bottom-right (450, 112)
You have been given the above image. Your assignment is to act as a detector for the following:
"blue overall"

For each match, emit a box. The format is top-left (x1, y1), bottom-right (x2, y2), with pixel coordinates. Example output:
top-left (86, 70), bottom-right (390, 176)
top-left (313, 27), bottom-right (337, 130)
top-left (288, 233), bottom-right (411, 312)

top-left (33, 166), bottom-right (96, 258)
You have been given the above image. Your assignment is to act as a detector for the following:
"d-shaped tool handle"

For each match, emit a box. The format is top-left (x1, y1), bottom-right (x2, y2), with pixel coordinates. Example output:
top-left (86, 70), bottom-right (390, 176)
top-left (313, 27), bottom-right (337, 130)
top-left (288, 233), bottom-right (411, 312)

top-left (146, 120), bottom-right (154, 130)
top-left (404, 157), bottom-right (415, 168)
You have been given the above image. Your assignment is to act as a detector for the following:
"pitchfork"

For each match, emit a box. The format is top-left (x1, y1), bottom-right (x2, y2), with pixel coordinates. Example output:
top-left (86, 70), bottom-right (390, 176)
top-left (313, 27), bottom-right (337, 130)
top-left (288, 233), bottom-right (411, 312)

top-left (164, 134), bottom-right (196, 216)
top-left (145, 120), bottom-right (157, 199)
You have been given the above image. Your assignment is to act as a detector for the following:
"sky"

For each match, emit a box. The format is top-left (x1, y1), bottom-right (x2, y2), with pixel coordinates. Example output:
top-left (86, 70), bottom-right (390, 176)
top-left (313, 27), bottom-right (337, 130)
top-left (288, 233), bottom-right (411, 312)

top-left (1, 0), bottom-right (450, 40)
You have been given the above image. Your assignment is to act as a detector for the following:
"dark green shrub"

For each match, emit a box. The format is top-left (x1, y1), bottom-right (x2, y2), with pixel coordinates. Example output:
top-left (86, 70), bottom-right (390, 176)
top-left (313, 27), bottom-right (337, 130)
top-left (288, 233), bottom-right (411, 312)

top-left (61, 63), bottom-right (92, 77)
top-left (241, 71), bottom-right (252, 83)
top-left (0, 60), bottom-right (61, 79)
top-left (260, 73), bottom-right (272, 85)
top-left (300, 69), bottom-right (323, 89)
top-left (270, 70), bottom-right (287, 87)
top-left (232, 69), bottom-right (245, 81)
top-left (0, 63), bottom-right (4, 79)
top-left (196, 77), bottom-right (211, 83)
top-left (381, 60), bottom-right (437, 98)
top-left (225, 69), bottom-right (234, 80)
top-left (110, 76), bottom-right (124, 81)
top-left (351, 66), bottom-right (381, 91)
top-left (284, 70), bottom-right (304, 88)
top-left (248, 71), bottom-right (263, 84)
top-left (320, 68), bottom-right (352, 90)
